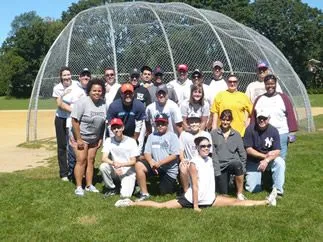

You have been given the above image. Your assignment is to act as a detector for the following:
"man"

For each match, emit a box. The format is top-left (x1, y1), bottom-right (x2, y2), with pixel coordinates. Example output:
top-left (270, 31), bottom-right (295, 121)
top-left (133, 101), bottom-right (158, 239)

top-left (148, 66), bottom-right (178, 103)
top-left (135, 113), bottom-right (180, 200)
top-left (179, 115), bottom-right (213, 192)
top-left (100, 118), bottom-right (139, 198)
top-left (245, 60), bottom-right (283, 103)
top-left (145, 84), bottom-right (183, 136)
top-left (208, 61), bottom-right (228, 103)
top-left (104, 67), bottom-right (120, 109)
top-left (114, 68), bottom-right (151, 107)
top-left (243, 109), bottom-right (285, 198)
top-left (140, 65), bottom-right (153, 88)
top-left (167, 64), bottom-right (192, 104)
top-left (107, 83), bottom-right (146, 141)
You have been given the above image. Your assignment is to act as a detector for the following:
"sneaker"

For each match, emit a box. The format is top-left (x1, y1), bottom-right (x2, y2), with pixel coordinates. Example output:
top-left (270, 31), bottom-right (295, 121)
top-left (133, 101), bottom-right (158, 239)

top-left (61, 177), bottom-right (69, 182)
top-left (267, 187), bottom-right (277, 206)
top-left (115, 198), bottom-right (133, 207)
top-left (85, 184), bottom-right (99, 193)
top-left (135, 193), bottom-right (151, 202)
top-left (75, 186), bottom-right (84, 196)
top-left (104, 189), bottom-right (117, 198)
top-left (237, 193), bottom-right (247, 201)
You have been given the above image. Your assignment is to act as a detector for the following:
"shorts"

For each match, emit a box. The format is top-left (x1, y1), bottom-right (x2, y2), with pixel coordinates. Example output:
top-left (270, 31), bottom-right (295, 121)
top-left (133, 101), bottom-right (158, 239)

top-left (177, 196), bottom-right (213, 209)
top-left (138, 159), bottom-right (177, 195)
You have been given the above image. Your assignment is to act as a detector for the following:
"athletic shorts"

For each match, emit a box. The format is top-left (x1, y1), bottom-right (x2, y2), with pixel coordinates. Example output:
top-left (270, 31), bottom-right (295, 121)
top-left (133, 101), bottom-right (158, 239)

top-left (177, 195), bottom-right (214, 209)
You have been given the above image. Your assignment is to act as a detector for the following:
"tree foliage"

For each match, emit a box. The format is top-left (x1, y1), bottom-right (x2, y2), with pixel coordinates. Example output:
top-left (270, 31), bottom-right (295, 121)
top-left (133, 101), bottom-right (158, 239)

top-left (0, 0), bottom-right (321, 97)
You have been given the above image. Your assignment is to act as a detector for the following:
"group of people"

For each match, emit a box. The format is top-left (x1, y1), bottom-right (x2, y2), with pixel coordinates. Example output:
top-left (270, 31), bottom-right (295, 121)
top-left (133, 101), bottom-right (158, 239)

top-left (52, 60), bottom-right (298, 210)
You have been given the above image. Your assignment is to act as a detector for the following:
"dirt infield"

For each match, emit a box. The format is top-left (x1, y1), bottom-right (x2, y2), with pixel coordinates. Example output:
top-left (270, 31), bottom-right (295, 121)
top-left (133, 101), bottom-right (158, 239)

top-left (0, 108), bottom-right (323, 173)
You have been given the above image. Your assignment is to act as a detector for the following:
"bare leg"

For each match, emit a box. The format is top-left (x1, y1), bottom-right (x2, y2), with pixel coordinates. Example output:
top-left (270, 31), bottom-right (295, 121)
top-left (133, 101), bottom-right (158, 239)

top-left (179, 163), bottom-right (189, 192)
top-left (74, 145), bottom-right (88, 187)
top-left (213, 195), bottom-right (268, 207)
top-left (235, 175), bottom-right (244, 195)
top-left (133, 199), bottom-right (182, 209)
top-left (85, 145), bottom-right (98, 186)
top-left (135, 162), bottom-right (149, 194)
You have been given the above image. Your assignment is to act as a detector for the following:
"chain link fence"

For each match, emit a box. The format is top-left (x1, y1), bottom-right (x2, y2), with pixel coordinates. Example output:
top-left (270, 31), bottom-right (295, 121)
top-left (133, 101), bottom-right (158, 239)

top-left (27, 1), bottom-right (314, 141)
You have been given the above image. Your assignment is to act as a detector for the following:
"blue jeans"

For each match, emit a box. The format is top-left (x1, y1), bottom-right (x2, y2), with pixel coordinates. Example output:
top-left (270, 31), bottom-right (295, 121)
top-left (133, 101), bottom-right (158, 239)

top-left (280, 133), bottom-right (289, 160)
top-left (245, 157), bottom-right (285, 194)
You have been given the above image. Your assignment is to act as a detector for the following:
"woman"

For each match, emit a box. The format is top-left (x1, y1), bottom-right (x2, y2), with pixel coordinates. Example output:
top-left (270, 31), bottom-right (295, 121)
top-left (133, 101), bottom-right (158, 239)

top-left (180, 83), bottom-right (209, 131)
top-left (252, 74), bottom-right (298, 159)
top-left (115, 136), bottom-right (277, 210)
top-left (71, 78), bottom-right (106, 196)
top-left (52, 66), bottom-right (76, 181)
top-left (211, 74), bottom-right (252, 137)
top-left (210, 110), bottom-right (247, 200)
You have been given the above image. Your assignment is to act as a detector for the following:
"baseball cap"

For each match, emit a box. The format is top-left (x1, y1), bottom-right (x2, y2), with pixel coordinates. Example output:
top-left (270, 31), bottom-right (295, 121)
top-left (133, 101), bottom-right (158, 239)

top-left (177, 64), bottom-right (188, 72)
top-left (80, 68), bottom-right (91, 76)
top-left (130, 68), bottom-right (140, 78)
top-left (187, 113), bottom-right (202, 121)
top-left (256, 109), bottom-right (270, 118)
top-left (153, 66), bottom-right (164, 75)
top-left (213, 61), bottom-right (223, 69)
top-left (155, 84), bottom-right (168, 94)
top-left (110, 118), bottom-right (123, 126)
top-left (121, 83), bottom-right (134, 93)
top-left (154, 113), bottom-right (169, 123)
top-left (257, 60), bottom-right (269, 69)
top-left (192, 69), bottom-right (202, 76)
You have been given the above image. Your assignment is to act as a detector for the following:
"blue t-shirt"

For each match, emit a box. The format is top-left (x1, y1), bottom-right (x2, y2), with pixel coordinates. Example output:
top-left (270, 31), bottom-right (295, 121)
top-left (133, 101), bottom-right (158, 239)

top-left (144, 131), bottom-right (180, 179)
top-left (243, 124), bottom-right (281, 163)
top-left (107, 99), bottom-right (146, 137)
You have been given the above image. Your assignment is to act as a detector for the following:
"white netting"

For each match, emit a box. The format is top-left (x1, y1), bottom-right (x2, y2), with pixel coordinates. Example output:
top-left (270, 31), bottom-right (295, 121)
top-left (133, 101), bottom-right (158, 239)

top-left (27, 1), bottom-right (314, 141)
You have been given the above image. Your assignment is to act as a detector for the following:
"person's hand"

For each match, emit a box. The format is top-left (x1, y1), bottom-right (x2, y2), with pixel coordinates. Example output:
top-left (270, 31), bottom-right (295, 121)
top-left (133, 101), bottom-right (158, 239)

top-left (194, 207), bottom-right (202, 212)
top-left (77, 139), bottom-right (85, 150)
top-left (152, 161), bottom-right (161, 170)
top-left (114, 168), bottom-right (123, 176)
top-left (258, 159), bottom-right (269, 172)
top-left (113, 161), bottom-right (122, 169)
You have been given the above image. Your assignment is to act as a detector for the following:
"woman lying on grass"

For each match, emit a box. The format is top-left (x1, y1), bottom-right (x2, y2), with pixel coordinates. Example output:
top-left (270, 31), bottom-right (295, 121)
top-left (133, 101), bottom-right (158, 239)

top-left (115, 136), bottom-right (277, 211)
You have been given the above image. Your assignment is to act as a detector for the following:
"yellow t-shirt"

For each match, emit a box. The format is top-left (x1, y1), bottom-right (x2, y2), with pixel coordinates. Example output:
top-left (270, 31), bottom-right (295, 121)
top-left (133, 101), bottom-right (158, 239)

top-left (210, 90), bottom-right (252, 136)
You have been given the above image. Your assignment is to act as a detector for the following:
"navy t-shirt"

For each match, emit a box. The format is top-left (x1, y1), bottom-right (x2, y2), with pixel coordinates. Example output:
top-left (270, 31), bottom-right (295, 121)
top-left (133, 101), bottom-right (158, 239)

top-left (107, 99), bottom-right (146, 137)
top-left (243, 124), bottom-right (281, 163)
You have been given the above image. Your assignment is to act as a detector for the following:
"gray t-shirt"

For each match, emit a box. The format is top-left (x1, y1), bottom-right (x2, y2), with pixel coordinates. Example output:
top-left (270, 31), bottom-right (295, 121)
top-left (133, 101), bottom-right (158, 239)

top-left (179, 131), bottom-right (212, 160)
top-left (144, 131), bottom-right (180, 179)
top-left (71, 96), bottom-right (106, 144)
top-left (148, 85), bottom-right (178, 103)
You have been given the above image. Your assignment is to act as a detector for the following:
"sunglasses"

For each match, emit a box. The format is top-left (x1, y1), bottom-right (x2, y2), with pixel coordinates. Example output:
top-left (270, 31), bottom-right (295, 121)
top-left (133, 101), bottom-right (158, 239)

top-left (156, 122), bottom-right (167, 126)
top-left (199, 144), bottom-right (211, 149)
top-left (192, 75), bottom-right (201, 79)
top-left (257, 116), bottom-right (268, 121)
top-left (258, 68), bottom-right (268, 74)
top-left (111, 125), bottom-right (123, 130)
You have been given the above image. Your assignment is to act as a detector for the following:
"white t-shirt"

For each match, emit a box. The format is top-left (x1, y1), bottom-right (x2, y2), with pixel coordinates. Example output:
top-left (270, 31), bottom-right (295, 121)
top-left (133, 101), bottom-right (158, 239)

top-left (180, 100), bottom-right (210, 119)
top-left (167, 79), bottom-right (192, 104)
top-left (245, 80), bottom-right (283, 104)
top-left (184, 156), bottom-right (215, 205)
top-left (105, 82), bottom-right (121, 109)
top-left (179, 131), bottom-right (213, 160)
top-left (254, 94), bottom-right (289, 134)
top-left (208, 79), bottom-right (227, 106)
top-left (52, 80), bottom-right (78, 118)
top-left (102, 135), bottom-right (139, 175)
top-left (62, 82), bottom-right (87, 128)
top-left (146, 100), bottom-right (183, 135)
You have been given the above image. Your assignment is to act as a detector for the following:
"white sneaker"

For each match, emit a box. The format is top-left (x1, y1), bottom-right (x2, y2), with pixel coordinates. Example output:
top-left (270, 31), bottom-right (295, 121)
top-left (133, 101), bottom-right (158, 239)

top-left (61, 177), bottom-right (69, 182)
top-left (267, 187), bottom-right (277, 206)
top-left (115, 198), bottom-right (133, 207)
top-left (237, 193), bottom-right (247, 201)
top-left (75, 186), bottom-right (84, 196)
top-left (85, 184), bottom-right (99, 193)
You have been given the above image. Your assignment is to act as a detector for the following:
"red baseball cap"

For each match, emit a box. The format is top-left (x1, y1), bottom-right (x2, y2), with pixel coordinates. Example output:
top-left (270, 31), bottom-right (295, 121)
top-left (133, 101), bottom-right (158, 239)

top-left (110, 118), bottom-right (124, 126)
top-left (177, 64), bottom-right (188, 72)
top-left (121, 83), bottom-right (134, 93)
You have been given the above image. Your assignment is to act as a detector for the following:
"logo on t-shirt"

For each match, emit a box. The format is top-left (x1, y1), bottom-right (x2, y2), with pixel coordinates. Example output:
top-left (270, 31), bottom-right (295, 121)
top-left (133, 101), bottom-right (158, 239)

top-left (264, 137), bottom-right (273, 148)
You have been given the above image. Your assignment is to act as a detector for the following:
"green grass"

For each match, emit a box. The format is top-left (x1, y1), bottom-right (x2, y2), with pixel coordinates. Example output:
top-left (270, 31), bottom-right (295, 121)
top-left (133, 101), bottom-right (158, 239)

top-left (0, 97), bottom-right (55, 110)
top-left (308, 94), bottom-right (323, 107)
top-left (1, 132), bottom-right (323, 241)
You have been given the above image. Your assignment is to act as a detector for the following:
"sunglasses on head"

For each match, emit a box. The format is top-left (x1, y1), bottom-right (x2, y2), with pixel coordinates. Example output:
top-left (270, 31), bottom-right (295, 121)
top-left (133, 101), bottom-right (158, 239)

top-left (199, 144), bottom-right (211, 149)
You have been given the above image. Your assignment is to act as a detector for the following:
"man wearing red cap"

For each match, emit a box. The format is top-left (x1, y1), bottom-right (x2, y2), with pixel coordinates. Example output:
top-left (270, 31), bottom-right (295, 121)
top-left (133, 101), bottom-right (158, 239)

top-left (167, 64), bottom-right (192, 104)
top-left (245, 60), bottom-right (282, 103)
top-left (100, 118), bottom-right (140, 198)
top-left (107, 83), bottom-right (146, 141)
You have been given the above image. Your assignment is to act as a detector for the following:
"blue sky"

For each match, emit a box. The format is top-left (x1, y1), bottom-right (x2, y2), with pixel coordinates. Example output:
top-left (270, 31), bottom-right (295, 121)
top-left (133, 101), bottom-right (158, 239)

top-left (0, 0), bottom-right (322, 46)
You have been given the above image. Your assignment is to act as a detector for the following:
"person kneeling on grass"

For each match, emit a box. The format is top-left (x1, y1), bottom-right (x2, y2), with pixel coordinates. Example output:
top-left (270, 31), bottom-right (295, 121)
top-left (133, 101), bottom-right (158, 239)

top-left (99, 118), bottom-right (139, 198)
top-left (115, 136), bottom-right (277, 210)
